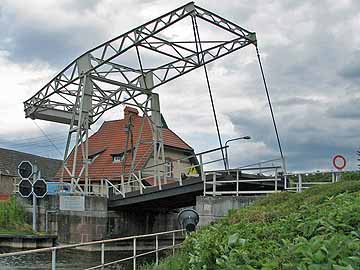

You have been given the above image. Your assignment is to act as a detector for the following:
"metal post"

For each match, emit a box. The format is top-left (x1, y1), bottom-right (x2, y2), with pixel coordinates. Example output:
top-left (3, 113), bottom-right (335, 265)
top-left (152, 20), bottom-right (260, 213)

top-left (32, 171), bottom-right (37, 232)
top-left (225, 147), bottom-right (229, 171)
top-left (101, 243), bottom-right (105, 269)
top-left (274, 168), bottom-right (278, 191)
top-left (199, 154), bottom-right (205, 196)
top-left (298, 174), bottom-right (302, 192)
top-left (212, 173), bottom-right (216, 197)
top-left (51, 249), bottom-right (56, 270)
top-left (139, 171), bottom-right (143, 194)
top-left (284, 175), bottom-right (287, 190)
top-left (32, 194), bottom-right (37, 232)
top-left (133, 238), bottom-right (136, 270)
top-left (121, 175), bottom-right (125, 197)
top-left (155, 235), bottom-right (159, 265)
top-left (164, 162), bottom-right (168, 185)
top-left (172, 232), bottom-right (175, 256)
top-left (332, 172), bottom-right (335, 183)
top-left (236, 170), bottom-right (239, 196)
top-left (158, 174), bottom-right (162, 190)
top-left (177, 160), bottom-right (182, 186)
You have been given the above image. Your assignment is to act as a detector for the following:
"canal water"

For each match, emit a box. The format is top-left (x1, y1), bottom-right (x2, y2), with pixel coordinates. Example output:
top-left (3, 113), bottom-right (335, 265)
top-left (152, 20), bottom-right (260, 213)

top-left (0, 247), bottom-right (155, 270)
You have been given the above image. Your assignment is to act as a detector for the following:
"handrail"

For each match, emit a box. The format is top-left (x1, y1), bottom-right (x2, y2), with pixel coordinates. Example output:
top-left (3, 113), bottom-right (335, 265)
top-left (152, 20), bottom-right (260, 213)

top-left (143, 145), bottom-right (228, 170)
top-left (237, 158), bottom-right (282, 169)
top-left (0, 229), bottom-right (185, 270)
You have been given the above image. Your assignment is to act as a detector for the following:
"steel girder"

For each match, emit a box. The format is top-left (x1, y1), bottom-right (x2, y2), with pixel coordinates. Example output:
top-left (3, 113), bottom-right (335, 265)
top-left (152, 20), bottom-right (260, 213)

top-left (23, 2), bottom-right (256, 124)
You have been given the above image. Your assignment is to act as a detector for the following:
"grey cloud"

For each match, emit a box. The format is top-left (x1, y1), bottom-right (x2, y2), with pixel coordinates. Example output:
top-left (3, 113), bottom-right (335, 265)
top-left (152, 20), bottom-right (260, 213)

top-left (274, 97), bottom-right (319, 107)
top-left (338, 50), bottom-right (360, 79)
top-left (327, 98), bottom-right (360, 120)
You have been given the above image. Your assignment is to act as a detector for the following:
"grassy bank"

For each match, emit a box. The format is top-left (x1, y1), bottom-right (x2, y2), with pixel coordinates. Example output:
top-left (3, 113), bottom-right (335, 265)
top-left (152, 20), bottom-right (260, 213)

top-left (0, 197), bottom-right (33, 234)
top-left (149, 177), bottom-right (360, 269)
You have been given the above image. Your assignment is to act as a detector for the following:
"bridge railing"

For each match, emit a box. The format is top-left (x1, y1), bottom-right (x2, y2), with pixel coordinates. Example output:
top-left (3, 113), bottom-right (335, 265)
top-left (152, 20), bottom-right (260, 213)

top-left (104, 146), bottom-right (228, 198)
top-left (284, 171), bottom-right (344, 192)
top-left (203, 165), bottom-right (282, 196)
top-left (0, 229), bottom-right (185, 270)
top-left (236, 157), bottom-right (285, 175)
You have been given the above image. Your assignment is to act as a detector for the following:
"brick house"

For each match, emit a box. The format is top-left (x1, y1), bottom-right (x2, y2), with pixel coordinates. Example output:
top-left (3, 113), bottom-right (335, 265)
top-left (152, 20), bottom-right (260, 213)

top-left (59, 106), bottom-right (198, 187)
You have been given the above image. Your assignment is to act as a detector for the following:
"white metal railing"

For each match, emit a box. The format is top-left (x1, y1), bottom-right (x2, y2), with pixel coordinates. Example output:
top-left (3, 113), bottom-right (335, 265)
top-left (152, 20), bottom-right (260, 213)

top-left (0, 229), bottom-right (185, 270)
top-left (103, 146), bottom-right (228, 198)
top-left (203, 166), bottom-right (282, 196)
top-left (237, 157), bottom-right (285, 175)
top-left (284, 171), bottom-right (344, 192)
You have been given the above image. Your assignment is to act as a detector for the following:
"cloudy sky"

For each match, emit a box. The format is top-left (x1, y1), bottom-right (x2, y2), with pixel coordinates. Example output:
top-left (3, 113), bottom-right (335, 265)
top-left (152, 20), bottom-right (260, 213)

top-left (0, 0), bottom-right (359, 172)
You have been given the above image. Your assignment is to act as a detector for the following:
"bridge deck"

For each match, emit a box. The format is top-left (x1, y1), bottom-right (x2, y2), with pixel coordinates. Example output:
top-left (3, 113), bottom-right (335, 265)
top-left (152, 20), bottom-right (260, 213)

top-left (108, 172), bottom-right (284, 210)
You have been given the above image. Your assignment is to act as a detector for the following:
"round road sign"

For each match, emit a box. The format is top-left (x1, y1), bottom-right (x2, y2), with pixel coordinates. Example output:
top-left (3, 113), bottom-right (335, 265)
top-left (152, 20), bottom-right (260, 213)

top-left (19, 179), bottom-right (33, 198)
top-left (33, 179), bottom-right (47, 198)
top-left (18, 161), bottom-right (33, 179)
top-left (332, 155), bottom-right (346, 170)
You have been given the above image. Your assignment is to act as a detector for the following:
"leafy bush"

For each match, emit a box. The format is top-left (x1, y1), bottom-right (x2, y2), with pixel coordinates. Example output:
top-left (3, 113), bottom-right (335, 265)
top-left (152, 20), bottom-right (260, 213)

top-left (0, 196), bottom-right (31, 233)
top-left (152, 181), bottom-right (360, 270)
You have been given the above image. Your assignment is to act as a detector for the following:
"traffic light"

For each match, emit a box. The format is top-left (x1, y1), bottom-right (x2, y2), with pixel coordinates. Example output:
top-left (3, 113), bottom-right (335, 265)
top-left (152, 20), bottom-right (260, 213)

top-left (18, 161), bottom-right (33, 179)
top-left (33, 179), bottom-right (47, 198)
top-left (17, 161), bottom-right (47, 198)
top-left (18, 179), bottom-right (32, 198)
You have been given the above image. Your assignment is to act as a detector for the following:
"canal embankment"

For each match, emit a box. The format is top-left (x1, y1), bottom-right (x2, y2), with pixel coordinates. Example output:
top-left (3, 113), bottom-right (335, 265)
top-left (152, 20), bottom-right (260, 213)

top-left (0, 196), bottom-right (56, 248)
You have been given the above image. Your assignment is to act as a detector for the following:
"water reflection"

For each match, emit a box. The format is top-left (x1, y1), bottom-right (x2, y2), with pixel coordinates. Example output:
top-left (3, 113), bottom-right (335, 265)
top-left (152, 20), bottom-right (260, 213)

top-left (0, 247), bottom-right (147, 270)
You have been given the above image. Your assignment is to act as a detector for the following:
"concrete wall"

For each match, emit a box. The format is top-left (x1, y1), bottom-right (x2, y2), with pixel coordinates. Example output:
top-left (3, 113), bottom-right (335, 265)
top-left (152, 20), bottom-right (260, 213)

top-left (196, 196), bottom-right (262, 227)
top-left (18, 195), bottom-right (180, 246)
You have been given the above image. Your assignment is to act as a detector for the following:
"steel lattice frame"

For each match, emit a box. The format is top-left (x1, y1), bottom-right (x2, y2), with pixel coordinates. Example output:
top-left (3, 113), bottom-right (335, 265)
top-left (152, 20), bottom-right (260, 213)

top-left (23, 2), bottom-right (257, 192)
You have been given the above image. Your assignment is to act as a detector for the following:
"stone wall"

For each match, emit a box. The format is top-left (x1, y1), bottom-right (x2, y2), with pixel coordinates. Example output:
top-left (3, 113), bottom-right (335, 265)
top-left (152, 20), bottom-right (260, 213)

top-left (17, 194), bottom-right (181, 246)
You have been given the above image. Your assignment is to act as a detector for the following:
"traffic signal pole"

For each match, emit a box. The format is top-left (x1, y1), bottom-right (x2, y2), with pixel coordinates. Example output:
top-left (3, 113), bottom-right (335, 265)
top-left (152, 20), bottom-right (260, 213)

top-left (32, 166), bottom-right (38, 232)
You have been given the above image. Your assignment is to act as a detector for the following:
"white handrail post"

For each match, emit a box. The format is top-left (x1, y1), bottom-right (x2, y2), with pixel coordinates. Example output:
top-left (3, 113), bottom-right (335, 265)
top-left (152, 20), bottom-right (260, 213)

top-left (199, 154), bottom-right (206, 196)
top-left (121, 175), bottom-right (125, 197)
top-left (172, 232), bottom-right (175, 256)
top-left (139, 171), bottom-right (143, 194)
top-left (274, 168), bottom-right (278, 191)
top-left (51, 249), bottom-right (56, 270)
top-left (236, 170), bottom-right (239, 196)
top-left (164, 163), bottom-right (168, 185)
top-left (133, 238), bottom-right (137, 270)
top-left (335, 172), bottom-right (339, 182)
top-left (158, 174), bottom-right (162, 190)
top-left (332, 172), bottom-right (335, 183)
top-left (212, 173), bottom-right (216, 197)
top-left (101, 243), bottom-right (105, 269)
top-left (259, 162), bottom-right (262, 174)
top-left (155, 235), bottom-right (159, 265)
top-left (284, 175), bottom-right (287, 190)
top-left (298, 174), bottom-right (302, 192)
top-left (105, 180), bottom-right (109, 198)
top-left (177, 160), bottom-right (182, 186)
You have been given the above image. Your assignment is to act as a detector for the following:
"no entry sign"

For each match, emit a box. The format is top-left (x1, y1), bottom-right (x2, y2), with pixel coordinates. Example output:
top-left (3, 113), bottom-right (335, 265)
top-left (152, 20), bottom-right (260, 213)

top-left (332, 155), bottom-right (346, 170)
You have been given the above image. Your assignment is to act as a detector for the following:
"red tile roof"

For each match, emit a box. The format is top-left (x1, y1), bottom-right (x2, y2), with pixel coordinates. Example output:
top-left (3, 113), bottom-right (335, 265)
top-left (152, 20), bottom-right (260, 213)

top-left (58, 107), bottom-right (193, 181)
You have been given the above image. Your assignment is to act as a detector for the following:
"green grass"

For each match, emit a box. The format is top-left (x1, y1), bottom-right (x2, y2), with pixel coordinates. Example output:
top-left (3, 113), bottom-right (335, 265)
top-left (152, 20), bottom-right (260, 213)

top-left (0, 196), bottom-right (33, 234)
top-left (148, 177), bottom-right (360, 270)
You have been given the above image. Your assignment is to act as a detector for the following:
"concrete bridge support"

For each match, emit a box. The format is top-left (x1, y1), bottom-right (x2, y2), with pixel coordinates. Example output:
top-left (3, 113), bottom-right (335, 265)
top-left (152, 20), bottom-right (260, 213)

top-left (18, 195), bottom-right (180, 246)
top-left (195, 196), bottom-right (262, 227)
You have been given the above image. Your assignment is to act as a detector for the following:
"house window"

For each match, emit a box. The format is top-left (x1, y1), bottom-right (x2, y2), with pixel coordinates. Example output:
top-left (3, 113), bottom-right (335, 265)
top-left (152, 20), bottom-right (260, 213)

top-left (165, 159), bottom-right (173, 178)
top-left (112, 153), bottom-right (125, 163)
